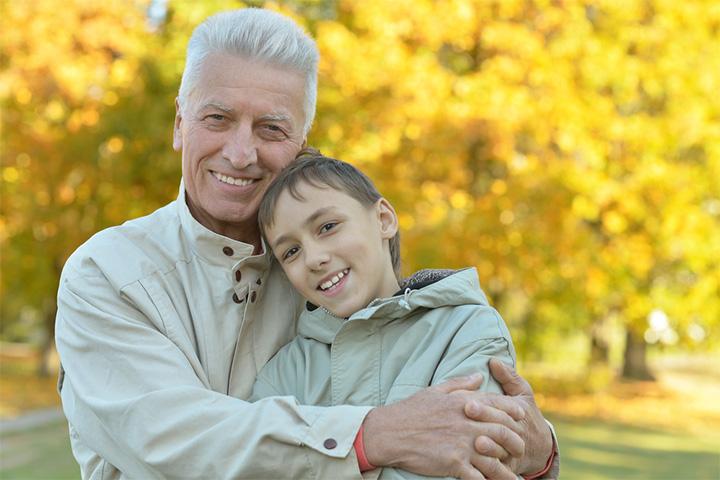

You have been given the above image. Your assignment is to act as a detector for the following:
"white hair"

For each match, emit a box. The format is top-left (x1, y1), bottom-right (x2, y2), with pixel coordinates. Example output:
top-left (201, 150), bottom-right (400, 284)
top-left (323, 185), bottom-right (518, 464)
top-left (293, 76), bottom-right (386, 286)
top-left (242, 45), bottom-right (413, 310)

top-left (178, 8), bottom-right (319, 136)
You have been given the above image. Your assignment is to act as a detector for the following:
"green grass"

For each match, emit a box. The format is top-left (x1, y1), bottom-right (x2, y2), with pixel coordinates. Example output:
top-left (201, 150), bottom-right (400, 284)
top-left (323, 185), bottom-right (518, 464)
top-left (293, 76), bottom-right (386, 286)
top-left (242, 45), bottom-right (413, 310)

top-left (548, 413), bottom-right (720, 480)
top-left (0, 420), bottom-right (78, 479)
top-left (0, 416), bottom-right (718, 479)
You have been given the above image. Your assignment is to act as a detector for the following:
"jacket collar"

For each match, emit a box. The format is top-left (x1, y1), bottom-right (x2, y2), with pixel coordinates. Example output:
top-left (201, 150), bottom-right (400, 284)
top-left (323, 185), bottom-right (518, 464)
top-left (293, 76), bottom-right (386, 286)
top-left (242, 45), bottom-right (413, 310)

top-left (176, 181), bottom-right (272, 269)
top-left (298, 267), bottom-right (489, 344)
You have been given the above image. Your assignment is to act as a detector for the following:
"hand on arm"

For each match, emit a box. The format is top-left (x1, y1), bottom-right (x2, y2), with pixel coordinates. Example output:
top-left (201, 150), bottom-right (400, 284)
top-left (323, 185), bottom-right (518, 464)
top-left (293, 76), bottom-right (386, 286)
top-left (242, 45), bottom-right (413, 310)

top-left (361, 375), bottom-right (524, 480)
top-left (465, 359), bottom-right (554, 479)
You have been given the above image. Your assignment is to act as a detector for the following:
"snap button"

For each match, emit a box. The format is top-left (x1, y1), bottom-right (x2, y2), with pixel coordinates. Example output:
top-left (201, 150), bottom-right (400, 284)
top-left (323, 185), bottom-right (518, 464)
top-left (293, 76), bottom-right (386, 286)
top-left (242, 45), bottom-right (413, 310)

top-left (323, 438), bottom-right (337, 450)
top-left (223, 246), bottom-right (234, 256)
top-left (232, 293), bottom-right (243, 304)
top-left (250, 291), bottom-right (257, 303)
top-left (235, 270), bottom-right (242, 282)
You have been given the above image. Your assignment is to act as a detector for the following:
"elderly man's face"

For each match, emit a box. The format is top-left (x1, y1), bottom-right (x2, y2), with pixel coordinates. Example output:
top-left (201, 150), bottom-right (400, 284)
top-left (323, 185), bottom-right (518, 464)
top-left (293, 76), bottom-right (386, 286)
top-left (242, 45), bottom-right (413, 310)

top-left (173, 54), bottom-right (306, 240)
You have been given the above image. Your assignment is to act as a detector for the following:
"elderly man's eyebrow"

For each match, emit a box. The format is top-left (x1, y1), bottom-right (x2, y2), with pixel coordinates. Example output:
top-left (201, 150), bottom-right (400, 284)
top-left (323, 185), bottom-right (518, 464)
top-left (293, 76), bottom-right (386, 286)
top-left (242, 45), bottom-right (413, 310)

top-left (259, 112), bottom-right (292, 123)
top-left (199, 102), bottom-right (234, 113)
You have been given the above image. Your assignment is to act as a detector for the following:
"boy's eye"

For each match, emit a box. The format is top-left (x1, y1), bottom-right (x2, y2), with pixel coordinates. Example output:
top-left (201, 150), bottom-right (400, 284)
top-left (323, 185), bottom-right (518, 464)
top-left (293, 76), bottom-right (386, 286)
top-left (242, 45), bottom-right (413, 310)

top-left (319, 222), bottom-right (337, 234)
top-left (282, 246), bottom-right (299, 261)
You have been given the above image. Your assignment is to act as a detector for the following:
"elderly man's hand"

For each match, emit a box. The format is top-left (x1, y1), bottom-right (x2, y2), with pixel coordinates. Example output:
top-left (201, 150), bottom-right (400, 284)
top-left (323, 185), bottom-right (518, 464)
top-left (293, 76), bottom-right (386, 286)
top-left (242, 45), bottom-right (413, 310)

top-left (362, 375), bottom-right (524, 480)
top-left (466, 359), bottom-right (553, 478)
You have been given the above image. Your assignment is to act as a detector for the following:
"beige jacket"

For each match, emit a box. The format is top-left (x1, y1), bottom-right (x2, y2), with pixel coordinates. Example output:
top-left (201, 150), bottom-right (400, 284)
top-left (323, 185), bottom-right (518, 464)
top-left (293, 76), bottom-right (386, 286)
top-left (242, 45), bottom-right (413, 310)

top-left (251, 268), bottom-right (559, 480)
top-left (55, 185), bottom-right (371, 479)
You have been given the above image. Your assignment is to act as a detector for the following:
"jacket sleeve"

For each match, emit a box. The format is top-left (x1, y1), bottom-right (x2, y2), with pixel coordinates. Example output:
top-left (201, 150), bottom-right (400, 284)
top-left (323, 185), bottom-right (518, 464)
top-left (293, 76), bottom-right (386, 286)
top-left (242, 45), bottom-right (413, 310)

top-left (55, 267), bottom-right (369, 479)
top-left (249, 339), bottom-right (304, 403)
top-left (384, 305), bottom-right (557, 480)
top-left (430, 306), bottom-right (558, 480)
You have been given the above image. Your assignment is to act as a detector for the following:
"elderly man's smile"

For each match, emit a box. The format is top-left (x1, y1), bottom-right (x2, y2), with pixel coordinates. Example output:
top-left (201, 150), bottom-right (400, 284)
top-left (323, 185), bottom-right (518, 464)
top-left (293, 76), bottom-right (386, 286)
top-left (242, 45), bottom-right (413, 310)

top-left (211, 170), bottom-right (258, 187)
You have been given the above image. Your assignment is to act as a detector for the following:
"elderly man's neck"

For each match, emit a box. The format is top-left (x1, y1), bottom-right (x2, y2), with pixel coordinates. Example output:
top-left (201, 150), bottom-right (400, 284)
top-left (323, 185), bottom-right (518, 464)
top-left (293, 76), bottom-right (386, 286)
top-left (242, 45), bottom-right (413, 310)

top-left (186, 198), bottom-right (264, 254)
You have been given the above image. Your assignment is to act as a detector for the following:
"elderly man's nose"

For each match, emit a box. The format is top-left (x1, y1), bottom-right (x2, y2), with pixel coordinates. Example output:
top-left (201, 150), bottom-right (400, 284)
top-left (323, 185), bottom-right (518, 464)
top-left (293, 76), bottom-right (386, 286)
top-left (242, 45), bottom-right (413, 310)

top-left (223, 129), bottom-right (257, 168)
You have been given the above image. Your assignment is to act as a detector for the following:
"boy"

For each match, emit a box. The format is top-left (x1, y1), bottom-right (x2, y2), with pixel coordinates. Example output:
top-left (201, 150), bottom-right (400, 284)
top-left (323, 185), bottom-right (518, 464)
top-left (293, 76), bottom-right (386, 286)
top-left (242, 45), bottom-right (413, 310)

top-left (252, 149), bottom-right (518, 479)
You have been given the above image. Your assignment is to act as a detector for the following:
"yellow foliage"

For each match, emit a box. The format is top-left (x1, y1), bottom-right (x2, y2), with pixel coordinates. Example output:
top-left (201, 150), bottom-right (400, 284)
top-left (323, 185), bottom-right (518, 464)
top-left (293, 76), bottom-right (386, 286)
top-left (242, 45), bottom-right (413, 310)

top-left (1, 0), bottom-right (719, 359)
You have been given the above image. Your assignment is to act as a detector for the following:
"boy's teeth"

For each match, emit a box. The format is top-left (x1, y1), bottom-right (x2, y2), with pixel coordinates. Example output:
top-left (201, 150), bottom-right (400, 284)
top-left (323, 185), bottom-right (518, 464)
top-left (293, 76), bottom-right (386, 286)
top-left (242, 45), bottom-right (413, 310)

top-left (320, 270), bottom-right (347, 290)
top-left (213, 171), bottom-right (254, 186)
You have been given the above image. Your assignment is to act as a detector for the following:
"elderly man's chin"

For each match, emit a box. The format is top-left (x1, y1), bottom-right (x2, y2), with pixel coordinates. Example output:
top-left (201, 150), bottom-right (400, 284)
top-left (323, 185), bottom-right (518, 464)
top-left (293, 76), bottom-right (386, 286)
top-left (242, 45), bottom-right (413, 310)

top-left (185, 184), bottom-right (268, 237)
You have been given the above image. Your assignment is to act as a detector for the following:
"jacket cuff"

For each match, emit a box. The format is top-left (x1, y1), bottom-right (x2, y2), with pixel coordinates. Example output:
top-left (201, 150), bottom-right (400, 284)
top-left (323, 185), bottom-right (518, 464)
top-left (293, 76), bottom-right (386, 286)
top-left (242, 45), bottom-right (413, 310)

top-left (301, 405), bottom-right (373, 459)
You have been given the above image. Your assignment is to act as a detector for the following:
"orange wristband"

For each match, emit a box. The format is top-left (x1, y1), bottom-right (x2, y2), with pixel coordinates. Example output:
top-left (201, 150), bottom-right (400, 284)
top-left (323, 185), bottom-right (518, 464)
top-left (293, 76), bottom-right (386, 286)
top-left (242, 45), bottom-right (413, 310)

top-left (353, 425), bottom-right (376, 472)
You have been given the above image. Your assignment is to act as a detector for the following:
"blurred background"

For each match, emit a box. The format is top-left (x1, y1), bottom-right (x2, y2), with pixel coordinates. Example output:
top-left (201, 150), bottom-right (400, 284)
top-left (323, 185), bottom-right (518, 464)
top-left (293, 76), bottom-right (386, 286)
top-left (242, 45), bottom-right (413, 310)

top-left (1, 0), bottom-right (719, 478)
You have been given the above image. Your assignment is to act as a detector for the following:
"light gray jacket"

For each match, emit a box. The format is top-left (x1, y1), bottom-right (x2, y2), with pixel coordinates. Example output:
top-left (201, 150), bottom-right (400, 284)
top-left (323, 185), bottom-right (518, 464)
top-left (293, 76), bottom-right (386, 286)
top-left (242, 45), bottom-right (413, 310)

top-left (55, 185), bottom-right (371, 479)
top-left (251, 268), bottom-right (518, 479)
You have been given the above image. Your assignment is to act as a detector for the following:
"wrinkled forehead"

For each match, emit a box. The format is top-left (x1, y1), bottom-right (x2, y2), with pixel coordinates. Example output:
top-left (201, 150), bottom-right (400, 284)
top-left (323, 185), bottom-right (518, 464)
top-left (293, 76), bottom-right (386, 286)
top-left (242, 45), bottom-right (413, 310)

top-left (188, 53), bottom-right (307, 112)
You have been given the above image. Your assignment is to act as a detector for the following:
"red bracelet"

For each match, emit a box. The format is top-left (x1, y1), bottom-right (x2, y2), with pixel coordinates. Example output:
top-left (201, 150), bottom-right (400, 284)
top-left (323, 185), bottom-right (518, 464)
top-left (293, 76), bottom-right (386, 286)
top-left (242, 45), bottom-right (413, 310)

top-left (522, 433), bottom-right (557, 480)
top-left (353, 425), bottom-right (376, 472)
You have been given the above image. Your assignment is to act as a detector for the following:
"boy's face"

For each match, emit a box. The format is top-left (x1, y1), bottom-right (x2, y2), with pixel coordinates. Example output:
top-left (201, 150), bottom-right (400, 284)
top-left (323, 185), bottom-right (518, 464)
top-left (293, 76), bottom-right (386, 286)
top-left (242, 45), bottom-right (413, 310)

top-left (264, 182), bottom-right (400, 318)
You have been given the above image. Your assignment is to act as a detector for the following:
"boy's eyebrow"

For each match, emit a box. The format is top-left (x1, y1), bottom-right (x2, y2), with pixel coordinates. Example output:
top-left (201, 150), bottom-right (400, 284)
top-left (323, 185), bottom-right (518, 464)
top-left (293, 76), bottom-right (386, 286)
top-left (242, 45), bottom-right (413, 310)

top-left (271, 206), bottom-right (336, 249)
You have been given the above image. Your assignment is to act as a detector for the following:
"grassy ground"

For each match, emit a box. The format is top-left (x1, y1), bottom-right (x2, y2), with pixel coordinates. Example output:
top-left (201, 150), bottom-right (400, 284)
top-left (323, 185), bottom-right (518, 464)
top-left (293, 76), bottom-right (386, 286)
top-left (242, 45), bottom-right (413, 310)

top-left (1, 351), bottom-right (718, 479)
top-left (549, 414), bottom-right (719, 479)
top-left (0, 421), bottom-right (78, 479)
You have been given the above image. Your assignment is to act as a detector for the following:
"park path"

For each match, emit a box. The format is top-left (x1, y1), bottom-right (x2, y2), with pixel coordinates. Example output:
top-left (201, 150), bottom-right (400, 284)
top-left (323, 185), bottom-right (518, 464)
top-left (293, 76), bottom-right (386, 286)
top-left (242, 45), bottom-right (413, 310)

top-left (0, 407), bottom-right (65, 434)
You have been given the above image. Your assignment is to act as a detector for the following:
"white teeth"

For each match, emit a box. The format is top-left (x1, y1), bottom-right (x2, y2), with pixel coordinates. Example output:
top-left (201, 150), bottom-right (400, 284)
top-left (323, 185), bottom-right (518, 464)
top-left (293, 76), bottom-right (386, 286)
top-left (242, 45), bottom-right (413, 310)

top-left (213, 171), bottom-right (255, 186)
top-left (319, 269), bottom-right (348, 291)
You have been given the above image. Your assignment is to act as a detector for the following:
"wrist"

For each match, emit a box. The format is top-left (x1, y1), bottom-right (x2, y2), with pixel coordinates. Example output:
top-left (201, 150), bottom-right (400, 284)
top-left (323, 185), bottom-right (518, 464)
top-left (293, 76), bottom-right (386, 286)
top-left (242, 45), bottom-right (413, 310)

top-left (361, 405), bottom-right (401, 468)
top-left (521, 424), bottom-right (556, 479)
top-left (354, 424), bottom-right (376, 472)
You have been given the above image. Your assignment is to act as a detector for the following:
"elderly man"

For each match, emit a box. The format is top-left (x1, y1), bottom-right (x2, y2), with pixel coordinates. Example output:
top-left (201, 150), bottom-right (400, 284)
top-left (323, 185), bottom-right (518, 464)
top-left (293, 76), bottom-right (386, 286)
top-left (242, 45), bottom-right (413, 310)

top-left (56, 8), bottom-right (557, 480)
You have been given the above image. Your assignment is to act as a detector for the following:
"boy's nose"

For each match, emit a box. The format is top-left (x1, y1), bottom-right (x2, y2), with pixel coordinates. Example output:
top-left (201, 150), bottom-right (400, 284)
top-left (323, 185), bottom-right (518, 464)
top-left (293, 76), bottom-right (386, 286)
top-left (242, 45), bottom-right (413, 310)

top-left (305, 246), bottom-right (330, 270)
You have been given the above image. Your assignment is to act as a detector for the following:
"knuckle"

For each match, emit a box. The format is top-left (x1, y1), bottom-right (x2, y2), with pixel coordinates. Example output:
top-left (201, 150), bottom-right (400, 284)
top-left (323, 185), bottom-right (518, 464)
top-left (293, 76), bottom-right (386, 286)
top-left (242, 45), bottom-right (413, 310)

top-left (475, 435), bottom-right (491, 453)
top-left (494, 424), bottom-right (509, 443)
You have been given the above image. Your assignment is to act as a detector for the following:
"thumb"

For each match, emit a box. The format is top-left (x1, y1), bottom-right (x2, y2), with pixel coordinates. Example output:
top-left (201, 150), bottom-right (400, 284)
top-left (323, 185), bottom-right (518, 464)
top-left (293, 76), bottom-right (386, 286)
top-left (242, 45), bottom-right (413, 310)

top-left (489, 359), bottom-right (532, 396)
top-left (433, 373), bottom-right (484, 394)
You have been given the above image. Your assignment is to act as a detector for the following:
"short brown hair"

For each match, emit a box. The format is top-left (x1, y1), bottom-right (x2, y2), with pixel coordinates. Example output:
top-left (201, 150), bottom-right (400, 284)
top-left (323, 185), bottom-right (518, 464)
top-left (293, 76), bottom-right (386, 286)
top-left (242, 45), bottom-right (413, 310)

top-left (259, 148), bottom-right (402, 278)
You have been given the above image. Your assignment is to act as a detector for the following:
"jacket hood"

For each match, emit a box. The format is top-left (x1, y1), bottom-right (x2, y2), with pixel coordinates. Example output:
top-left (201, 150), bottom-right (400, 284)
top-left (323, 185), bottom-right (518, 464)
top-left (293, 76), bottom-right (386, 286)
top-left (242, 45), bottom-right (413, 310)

top-left (298, 267), bottom-right (490, 344)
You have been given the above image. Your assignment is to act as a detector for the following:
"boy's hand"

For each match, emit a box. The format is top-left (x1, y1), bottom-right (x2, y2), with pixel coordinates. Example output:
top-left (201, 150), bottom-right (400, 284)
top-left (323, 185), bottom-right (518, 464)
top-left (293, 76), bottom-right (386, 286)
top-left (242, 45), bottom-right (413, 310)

top-left (362, 375), bottom-right (523, 480)
top-left (466, 359), bottom-right (553, 477)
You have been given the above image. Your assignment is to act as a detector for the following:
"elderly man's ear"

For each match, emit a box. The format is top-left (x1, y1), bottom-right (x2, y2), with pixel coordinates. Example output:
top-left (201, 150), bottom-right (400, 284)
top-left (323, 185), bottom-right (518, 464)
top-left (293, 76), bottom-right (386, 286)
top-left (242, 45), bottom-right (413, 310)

top-left (173, 97), bottom-right (183, 152)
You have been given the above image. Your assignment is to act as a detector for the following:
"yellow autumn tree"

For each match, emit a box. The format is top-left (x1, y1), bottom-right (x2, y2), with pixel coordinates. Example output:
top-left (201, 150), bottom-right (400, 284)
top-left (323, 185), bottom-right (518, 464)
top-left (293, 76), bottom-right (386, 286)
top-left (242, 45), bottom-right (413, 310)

top-left (2, 0), bottom-right (718, 381)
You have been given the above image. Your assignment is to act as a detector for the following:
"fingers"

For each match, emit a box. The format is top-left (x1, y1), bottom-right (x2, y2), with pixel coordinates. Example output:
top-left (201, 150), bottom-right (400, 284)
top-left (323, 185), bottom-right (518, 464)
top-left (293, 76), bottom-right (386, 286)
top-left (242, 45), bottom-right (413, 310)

top-left (476, 422), bottom-right (525, 458)
top-left (474, 434), bottom-right (510, 460)
top-left (466, 400), bottom-right (525, 434)
top-left (489, 359), bottom-right (533, 397)
top-left (466, 394), bottom-right (525, 421)
top-left (458, 464), bottom-right (486, 480)
top-left (471, 454), bottom-right (517, 480)
top-left (433, 373), bottom-right (484, 394)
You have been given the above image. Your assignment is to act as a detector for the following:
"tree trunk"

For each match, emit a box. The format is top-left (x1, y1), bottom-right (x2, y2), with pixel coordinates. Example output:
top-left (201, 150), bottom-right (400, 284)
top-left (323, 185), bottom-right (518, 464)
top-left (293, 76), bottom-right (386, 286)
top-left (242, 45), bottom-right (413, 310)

top-left (621, 330), bottom-right (655, 380)
top-left (37, 258), bottom-right (63, 377)
top-left (37, 305), bottom-right (57, 377)
top-left (590, 320), bottom-right (610, 365)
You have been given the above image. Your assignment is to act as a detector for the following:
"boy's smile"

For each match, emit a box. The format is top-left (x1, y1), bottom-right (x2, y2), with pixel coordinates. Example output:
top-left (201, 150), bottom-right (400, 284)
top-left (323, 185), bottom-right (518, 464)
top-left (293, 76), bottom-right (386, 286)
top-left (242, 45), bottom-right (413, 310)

top-left (265, 182), bottom-right (400, 318)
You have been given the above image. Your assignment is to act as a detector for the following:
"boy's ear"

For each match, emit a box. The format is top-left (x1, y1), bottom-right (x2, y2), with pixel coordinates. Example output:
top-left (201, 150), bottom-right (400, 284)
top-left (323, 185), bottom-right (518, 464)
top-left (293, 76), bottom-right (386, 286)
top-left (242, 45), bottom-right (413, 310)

top-left (376, 198), bottom-right (399, 239)
top-left (172, 97), bottom-right (183, 152)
